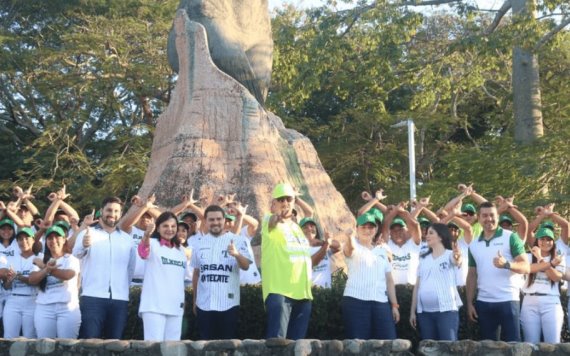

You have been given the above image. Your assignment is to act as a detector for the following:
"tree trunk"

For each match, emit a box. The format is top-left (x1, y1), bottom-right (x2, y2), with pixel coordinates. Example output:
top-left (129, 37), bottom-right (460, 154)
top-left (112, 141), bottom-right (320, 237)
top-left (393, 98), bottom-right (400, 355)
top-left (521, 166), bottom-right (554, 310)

top-left (512, 0), bottom-right (544, 144)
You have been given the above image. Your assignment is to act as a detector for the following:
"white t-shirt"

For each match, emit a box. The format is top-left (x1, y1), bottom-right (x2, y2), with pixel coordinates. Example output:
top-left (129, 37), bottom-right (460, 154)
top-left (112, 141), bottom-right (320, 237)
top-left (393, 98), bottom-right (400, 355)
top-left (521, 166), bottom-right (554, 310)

top-left (0, 240), bottom-right (21, 298)
top-left (310, 245), bottom-right (332, 288)
top-left (6, 253), bottom-right (42, 296)
top-left (344, 238), bottom-right (392, 302)
top-left (416, 250), bottom-right (463, 313)
top-left (139, 239), bottom-right (186, 316)
top-left (389, 238), bottom-right (420, 285)
top-left (455, 239), bottom-right (470, 286)
top-left (33, 254), bottom-right (80, 306)
top-left (522, 253), bottom-right (565, 296)
top-left (191, 232), bottom-right (252, 311)
top-left (238, 227), bottom-right (261, 285)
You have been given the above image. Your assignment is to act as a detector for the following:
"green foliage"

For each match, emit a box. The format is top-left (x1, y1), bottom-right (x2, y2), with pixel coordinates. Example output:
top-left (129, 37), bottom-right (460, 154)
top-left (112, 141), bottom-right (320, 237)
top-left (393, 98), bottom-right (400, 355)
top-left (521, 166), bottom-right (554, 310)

top-left (121, 274), bottom-right (570, 344)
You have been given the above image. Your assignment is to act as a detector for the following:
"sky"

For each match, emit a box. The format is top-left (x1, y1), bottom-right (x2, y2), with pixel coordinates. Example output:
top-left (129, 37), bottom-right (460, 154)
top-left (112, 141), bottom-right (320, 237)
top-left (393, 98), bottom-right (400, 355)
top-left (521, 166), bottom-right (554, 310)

top-left (268, 0), bottom-right (503, 12)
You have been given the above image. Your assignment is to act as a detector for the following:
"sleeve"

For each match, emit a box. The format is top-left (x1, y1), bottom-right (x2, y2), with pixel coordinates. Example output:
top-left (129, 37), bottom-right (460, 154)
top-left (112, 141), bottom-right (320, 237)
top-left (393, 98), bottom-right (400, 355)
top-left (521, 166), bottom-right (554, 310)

top-left (237, 236), bottom-right (252, 263)
top-left (190, 240), bottom-right (200, 269)
top-left (71, 229), bottom-right (89, 259)
top-left (468, 247), bottom-right (477, 268)
top-left (63, 255), bottom-right (81, 273)
top-left (138, 240), bottom-right (150, 259)
top-left (128, 242), bottom-right (136, 282)
top-left (509, 232), bottom-right (525, 258)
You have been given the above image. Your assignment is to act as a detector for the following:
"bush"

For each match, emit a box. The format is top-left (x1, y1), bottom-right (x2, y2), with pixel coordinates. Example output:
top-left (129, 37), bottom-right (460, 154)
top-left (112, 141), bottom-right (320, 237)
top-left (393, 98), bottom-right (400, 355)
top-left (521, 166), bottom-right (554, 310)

top-left (110, 271), bottom-right (570, 342)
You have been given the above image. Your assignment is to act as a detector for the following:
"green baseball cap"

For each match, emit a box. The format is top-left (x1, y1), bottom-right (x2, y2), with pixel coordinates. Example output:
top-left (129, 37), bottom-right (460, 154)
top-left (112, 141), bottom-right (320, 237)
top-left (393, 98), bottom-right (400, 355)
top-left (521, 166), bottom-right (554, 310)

top-left (272, 183), bottom-right (296, 199)
top-left (390, 217), bottom-right (407, 228)
top-left (499, 215), bottom-right (513, 224)
top-left (368, 207), bottom-right (384, 224)
top-left (54, 220), bottom-right (71, 231)
top-left (540, 221), bottom-right (555, 231)
top-left (447, 221), bottom-right (459, 230)
top-left (418, 217), bottom-right (431, 227)
top-left (225, 214), bottom-right (236, 222)
top-left (299, 217), bottom-right (316, 228)
top-left (45, 226), bottom-right (65, 238)
top-left (16, 227), bottom-right (35, 238)
top-left (0, 218), bottom-right (15, 229)
top-left (357, 213), bottom-right (377, 227)
top-left (461, 204), bottom-right (476, 214)
top-left (536, 227), bottom-right (555, 240)
top-left (180, 212), bottom-right (197, 222)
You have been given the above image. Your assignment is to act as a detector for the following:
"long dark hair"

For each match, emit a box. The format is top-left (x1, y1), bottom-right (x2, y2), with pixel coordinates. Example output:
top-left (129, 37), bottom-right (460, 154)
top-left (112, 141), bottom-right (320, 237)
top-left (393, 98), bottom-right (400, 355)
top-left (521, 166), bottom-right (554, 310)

top-left (151, 211), bottom-right (181, 247)
top-left (421, 223), bottom-right (453, 258)
top-left (0, 224), bottom-right (16, 247)
top-left (527, 238), bottom-right (556, 288)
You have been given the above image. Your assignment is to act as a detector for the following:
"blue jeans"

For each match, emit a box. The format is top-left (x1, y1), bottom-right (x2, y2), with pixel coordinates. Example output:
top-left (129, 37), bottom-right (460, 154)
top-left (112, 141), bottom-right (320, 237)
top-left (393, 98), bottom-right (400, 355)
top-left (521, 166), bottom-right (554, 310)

top-left (476, 300), bottom-right (521, 342)
top-left (265, 294), bottom-right (311, 340)
top-left (342, 296), bottom-right (396, 339)
top-left (417, 311), bottom-right (459, 341)
top-left (79, 296), bottom-right (129, 339)
top-left (196, 306), bottom-right (239, 340)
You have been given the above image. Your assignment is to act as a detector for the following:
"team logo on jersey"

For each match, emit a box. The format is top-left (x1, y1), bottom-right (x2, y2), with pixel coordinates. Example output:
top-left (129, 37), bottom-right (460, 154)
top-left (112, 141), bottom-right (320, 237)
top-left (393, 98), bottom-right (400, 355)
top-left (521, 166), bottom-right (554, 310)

top-left (1, 251), bottom-right (14, 257)
top-left (160, 256), bottom-right (185, 268)
top-left (439, 261), bottom-right (449, 271)
top-left (393, 253), bottom-right (411, 262)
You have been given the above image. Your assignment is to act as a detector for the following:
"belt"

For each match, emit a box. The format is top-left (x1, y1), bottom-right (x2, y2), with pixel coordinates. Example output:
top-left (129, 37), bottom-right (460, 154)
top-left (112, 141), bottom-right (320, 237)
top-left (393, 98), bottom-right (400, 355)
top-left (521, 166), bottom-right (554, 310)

top-left (131, 278), bottom-right (143, 284)
top-left (525, 293), bottom-right (553, 296)
top-left (12, 293), bottom-right (33, 297)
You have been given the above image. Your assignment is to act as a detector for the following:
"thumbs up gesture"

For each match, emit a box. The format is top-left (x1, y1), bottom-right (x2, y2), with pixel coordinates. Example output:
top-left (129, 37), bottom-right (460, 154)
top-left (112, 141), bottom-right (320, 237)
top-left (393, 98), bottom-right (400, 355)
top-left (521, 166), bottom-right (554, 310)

top-left (551, 251), bottom-right (563, 268)
top-left (452, 243), bottom-right (462, 264)
top-left (227, 239), bottom-right (239, 257)
top-left (493, 250), bottom-right (507, 269)
top-left (83, 226), bottom-right (92, 248)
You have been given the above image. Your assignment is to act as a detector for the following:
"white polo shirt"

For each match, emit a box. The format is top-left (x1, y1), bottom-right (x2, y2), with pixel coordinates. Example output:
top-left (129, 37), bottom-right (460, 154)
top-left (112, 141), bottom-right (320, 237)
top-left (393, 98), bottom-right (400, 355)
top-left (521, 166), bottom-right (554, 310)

top-left (33, 254), bottom-right (80, 306)
top-left (130, 226), bottom-right (146, 281)
top-left (417, 250), bottom-right (463, 313)
top-left (72, 224), bottom-right (135, 301)
top-left (191, 232), bottom-right (251, 311)
top-left (389, 238), bottom-right (420, 285)
top-left (468, 227), bottom-right (526, 302)
top-left (344, 237), bottom-right (392, 302)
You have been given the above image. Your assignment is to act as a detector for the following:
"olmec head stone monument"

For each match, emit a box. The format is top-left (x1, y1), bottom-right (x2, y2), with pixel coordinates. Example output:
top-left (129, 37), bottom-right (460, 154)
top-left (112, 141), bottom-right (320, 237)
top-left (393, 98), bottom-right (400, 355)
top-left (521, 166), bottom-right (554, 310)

top-left (140, 3), bottom-right (354, 267)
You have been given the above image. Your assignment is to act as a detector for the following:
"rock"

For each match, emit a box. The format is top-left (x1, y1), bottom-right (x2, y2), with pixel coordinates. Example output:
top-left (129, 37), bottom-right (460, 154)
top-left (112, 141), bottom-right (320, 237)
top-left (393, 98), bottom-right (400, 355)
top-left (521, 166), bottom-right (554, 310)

top-left (294, 339), bottom-right (314, 356)
top-left (237, 339), bottom-right (269, 355)
top-left (168, 0), bottom-right (273, 105)
top-left (105, 340), bottom-right (130, 352)
top-left (324, 340), bottom-right (343, 354)
top-left (203, 339), bottom-right (241, 352)
top-left (139, 10), bottom-right (354, 273)
top-left (35, 339), bottom-right (56, 354)
top-left (266, 338), bottom-right (295, 348)
top-left (343, 339), bottom-right (363, 354)
top-left (9, 340), bottom-right (30, 356)
top-left (392, 339), bottom-right (412, 352)
top-left (189, 340), bottom-right (208, 351)
top-left (160, 341), bottom-right (188, 356)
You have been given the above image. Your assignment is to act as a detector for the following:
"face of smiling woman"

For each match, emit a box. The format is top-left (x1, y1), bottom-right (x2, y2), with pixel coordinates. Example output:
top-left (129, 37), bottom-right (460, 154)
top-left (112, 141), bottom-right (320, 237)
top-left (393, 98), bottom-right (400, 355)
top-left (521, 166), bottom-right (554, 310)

top-left (158, 218), bottom-right (178, 241)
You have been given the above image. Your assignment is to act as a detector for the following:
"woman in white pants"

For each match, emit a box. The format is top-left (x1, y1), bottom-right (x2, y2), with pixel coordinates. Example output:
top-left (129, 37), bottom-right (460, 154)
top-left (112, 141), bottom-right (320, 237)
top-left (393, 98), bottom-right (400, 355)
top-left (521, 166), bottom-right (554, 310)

top-left (2, 227), bottom-right (41, 338)
top-left (521, 227), bottom-right (565, 343)
top-left (28, 226), bottom-right (81, 339)
top-left (138, 211), bottom-right (186, 341)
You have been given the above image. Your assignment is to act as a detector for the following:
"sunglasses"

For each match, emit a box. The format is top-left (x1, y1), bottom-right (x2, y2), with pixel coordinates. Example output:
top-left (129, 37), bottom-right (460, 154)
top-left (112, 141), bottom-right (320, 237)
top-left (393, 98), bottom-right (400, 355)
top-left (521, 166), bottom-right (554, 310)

top-left (277, 196), bottom-right (294, 203)
top-left (463, 212), bottom-right (475, 216)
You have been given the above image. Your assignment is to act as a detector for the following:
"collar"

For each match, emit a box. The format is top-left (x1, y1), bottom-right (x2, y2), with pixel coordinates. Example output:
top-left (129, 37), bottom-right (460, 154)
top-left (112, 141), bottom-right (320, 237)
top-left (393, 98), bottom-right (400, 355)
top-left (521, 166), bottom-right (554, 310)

top-left (478, 226), bottom-right (503, 241)
top-left (160, 238), bottom-right (173, 248)
top-left (93, 223), bottom-right (121, 232)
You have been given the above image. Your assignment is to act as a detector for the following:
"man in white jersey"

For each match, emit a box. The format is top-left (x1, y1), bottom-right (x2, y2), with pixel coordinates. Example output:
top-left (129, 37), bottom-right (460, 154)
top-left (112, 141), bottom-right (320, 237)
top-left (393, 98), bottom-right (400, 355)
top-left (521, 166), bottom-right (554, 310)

top-left (382, 204), bottom-right (421, 285)
top-left (466, 201), bottom-right (529, 342)
top-left (191, 205), bottom-right (251, 340)
top-left (73, 196), bottom-right (135, 339)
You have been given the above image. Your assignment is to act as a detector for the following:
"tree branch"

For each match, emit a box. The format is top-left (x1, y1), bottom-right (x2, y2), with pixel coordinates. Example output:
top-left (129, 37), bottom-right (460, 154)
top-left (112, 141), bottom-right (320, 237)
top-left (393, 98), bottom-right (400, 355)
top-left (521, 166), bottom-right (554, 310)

top-left (534, 16), bottom-right (570, 51)
top-left (485, 0), bottom-right (512, 35)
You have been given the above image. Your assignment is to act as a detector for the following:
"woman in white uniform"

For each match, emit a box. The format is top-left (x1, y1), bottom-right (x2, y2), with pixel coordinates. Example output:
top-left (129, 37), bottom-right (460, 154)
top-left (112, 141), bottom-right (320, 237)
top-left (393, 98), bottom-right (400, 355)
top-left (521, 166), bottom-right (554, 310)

top-left (177, 221), bottom-right (193, 287)
top-left (0, 218), bottom-right (19, 320)
top-left (2, 227), bottom-right (41, 338)
top-left (138, 211), bottom-right (186, 341)
top-left (409, 223), bottom-right (462, 340)
top-left (521, 227), bottom-right (565, 343)
top-left (299, 217), bottom-right (340, 288)
top-left (28, 226), bottom-right (81, 338)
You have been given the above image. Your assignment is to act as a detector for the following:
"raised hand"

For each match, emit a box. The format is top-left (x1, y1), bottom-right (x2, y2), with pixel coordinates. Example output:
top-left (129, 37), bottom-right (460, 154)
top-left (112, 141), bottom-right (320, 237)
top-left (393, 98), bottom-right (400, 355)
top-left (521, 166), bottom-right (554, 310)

top-left (493, 250), bottom-right (507, 269)
top-left (23, 185), bottom-right (34, 200)
top-left (535, 206), bottom-right (545, 215)
top-left (56, 185), bottom-right (70, 200)
top-left (543, 203), bottom-right (555, 216)
top-left (145, 193), bottom-right (157, 209)
top-left (551, 251), bottom-right (563, 267)
top-left (452, 243), bottom-right (462, 263)
top-left (12, 186), bottom-right (24, 199)
top-left (131, 195), bottom-right (144, 208)
top-left (530, 246), bottom-right (542, 261)
top-left (82, 226), bottom-right (92, 248)
top-left (81, 210), bottom-right (98, 229)
top-left (361, 191), bottom-right (372, 201)
top-left (375, 190), bottom-right (387, 201)
top-left (6, 201), bottom-right (18, 212)
top-left (235, 203), bottom-right (248, 217)
top-left (145, 222), bottom-right (155, 237)
top-left (227, 240), bottom-right (239, 257)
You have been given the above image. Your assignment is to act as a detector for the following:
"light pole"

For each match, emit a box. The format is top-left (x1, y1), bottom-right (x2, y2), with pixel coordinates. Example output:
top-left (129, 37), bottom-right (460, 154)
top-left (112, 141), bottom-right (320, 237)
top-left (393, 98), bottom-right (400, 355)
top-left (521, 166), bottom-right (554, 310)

top-left (390, 119), bottom-right (416, 204)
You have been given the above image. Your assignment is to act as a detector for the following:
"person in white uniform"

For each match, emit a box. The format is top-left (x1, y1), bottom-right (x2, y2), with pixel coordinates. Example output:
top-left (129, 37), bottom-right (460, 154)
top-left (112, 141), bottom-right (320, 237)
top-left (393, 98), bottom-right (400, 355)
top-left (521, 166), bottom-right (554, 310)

top-left (138, 211), bottom-right (187, 341)
top-left (0, 217), bottom-right (19, 321)
top-left (409, 223), bottom-right (462, 341)
top-left (521, 227), bottom-right (565, 343)
top-left (192, 205), bottom-right (252, 339)
top-left (28, 226), bottom-right (81, 339)
top-left (299, 217), bottom-right (340, 288)
top-left (2, 227), bottom-right (41, 338)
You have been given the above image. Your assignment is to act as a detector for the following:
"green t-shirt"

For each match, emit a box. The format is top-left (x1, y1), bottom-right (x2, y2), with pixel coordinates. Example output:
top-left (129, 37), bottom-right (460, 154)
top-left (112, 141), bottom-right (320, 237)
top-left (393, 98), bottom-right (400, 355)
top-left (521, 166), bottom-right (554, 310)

top-left (261, 215), bottom-right (313, 301)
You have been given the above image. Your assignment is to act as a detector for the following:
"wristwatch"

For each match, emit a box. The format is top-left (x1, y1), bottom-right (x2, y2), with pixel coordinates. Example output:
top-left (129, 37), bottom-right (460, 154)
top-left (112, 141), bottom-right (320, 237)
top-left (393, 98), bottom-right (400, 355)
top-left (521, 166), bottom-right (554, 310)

top-left (503, 261), bottom-right (511, 270)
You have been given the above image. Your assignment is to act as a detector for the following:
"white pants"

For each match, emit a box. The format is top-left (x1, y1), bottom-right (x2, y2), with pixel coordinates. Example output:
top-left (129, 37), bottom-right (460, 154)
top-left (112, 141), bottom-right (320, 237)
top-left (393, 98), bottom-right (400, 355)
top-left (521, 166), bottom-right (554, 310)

top-left (521, 295), bottom-right (563, 343)
top-left (0, 293), bottom-right (7, 319)
top-left (141, 312), bottom-right (182, 341)
top-left (3, 295), bottom-right (36, 338)
top-left (34, 302), bottom-right (81, 339)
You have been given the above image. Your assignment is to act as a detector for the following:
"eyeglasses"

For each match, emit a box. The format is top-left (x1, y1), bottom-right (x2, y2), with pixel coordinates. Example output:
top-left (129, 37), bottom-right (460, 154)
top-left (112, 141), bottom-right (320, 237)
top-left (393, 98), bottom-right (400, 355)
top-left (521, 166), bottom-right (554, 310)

top-left (463, 212), bottom-right (475, 216)
top-left (277, 196), bottom-right (294, 203)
